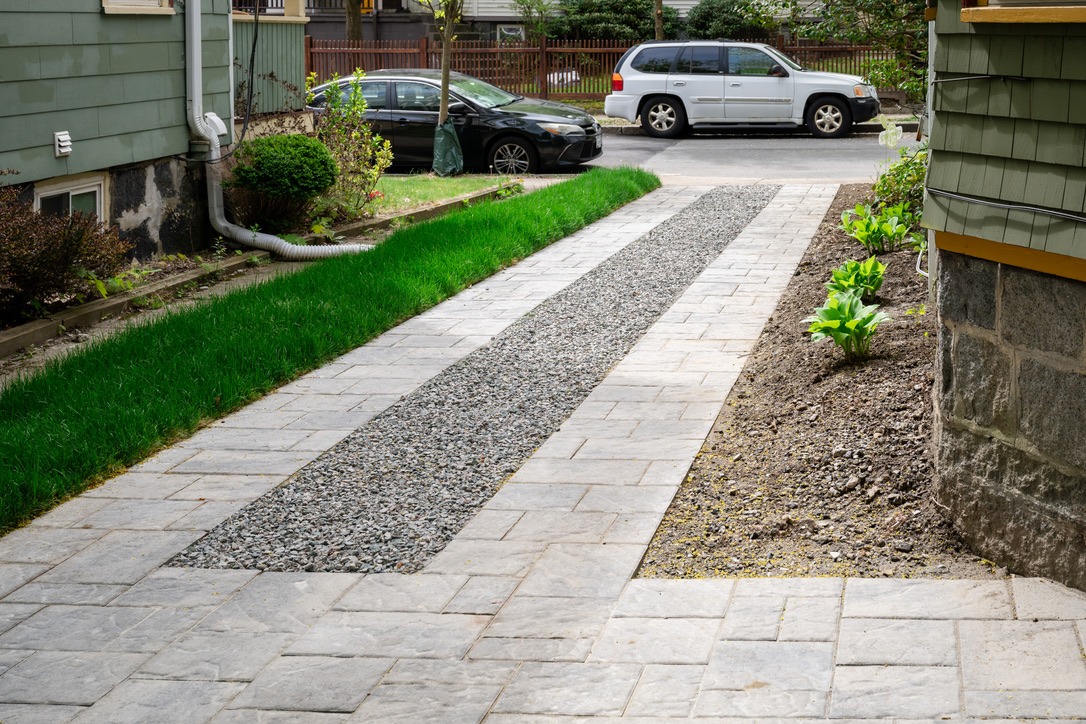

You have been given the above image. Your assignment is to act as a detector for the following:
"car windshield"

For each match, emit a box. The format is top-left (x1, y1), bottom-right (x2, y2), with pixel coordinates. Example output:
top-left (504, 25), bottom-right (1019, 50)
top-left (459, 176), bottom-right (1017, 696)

top-left (448, 76), bottom-right (520, 108)
top-left (766, 47), bottom-right (804, 71)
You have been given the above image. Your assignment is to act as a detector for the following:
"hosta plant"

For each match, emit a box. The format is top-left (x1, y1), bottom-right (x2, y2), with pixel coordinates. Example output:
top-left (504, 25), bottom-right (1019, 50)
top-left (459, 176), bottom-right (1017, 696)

top-left (803, 289), bottom-right (890, 361)
top-left (840, 204), bottom-right (918, 254)
top-left (826, 256), bottom-right (886, 301)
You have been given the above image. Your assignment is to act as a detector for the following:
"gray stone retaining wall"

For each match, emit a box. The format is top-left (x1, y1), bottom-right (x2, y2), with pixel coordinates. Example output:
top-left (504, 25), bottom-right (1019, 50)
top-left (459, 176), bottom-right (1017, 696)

top-left (935, 250), bottom-right (1086, 590)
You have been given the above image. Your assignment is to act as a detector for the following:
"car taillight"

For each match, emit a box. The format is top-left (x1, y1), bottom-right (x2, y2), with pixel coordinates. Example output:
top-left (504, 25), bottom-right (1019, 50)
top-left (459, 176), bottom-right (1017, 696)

top-left (611, 73), bottom-right (623, 92)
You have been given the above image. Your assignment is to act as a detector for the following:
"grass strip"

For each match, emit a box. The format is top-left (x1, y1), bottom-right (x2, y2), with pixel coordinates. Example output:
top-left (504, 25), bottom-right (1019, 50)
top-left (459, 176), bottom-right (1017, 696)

top-left (369, 174), bottom-right (514, 215)
top-left (0, 166), bottom-right (660, 531)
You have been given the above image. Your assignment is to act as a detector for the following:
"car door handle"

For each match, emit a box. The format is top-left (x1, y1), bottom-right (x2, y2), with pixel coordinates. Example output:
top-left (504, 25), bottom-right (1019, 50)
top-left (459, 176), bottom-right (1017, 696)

top-left (672, 81), bottom-right (686, 86)
top-left (730, 82), bottom-right (742, 87)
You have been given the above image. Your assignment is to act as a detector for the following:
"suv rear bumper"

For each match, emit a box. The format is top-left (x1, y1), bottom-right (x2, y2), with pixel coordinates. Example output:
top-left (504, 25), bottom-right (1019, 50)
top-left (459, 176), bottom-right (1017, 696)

top-left (849, 97), bottom-right (881, 124)
top-left (604, 94), bottom-right (639, 122)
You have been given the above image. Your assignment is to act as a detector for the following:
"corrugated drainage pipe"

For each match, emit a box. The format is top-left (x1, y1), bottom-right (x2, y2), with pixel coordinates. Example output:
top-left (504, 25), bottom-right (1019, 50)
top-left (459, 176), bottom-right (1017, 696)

top-left (185, 0), bottom-right (370, 260)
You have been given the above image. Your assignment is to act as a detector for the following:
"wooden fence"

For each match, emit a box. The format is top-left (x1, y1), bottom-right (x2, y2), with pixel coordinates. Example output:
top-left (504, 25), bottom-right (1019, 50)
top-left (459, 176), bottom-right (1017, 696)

top-left (305, 38), bottom-right (897, 99)
top-left (306, 38), bottom-right (630, 99)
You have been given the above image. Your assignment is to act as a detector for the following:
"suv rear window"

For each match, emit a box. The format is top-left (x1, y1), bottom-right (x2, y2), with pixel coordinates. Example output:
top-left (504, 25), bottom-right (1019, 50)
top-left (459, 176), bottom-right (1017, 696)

top-left (630, 46), bottom-right (680, 74)
top-left (675, 46), bottom-right (722, 75)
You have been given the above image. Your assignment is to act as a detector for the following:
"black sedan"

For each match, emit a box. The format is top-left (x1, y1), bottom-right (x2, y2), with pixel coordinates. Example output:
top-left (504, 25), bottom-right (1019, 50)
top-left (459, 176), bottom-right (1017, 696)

top-left (308, 69), bottom-right (603, 174)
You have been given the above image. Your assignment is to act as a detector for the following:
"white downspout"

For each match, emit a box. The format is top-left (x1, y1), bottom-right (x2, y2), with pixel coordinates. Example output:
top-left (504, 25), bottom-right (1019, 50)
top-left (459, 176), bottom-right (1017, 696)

top-left (185, 0), bottom-right (371, 260)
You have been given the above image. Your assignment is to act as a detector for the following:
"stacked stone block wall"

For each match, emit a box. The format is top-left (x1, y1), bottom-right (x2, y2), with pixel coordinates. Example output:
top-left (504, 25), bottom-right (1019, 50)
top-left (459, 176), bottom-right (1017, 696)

top-left (936, 250), bottom-right (1086, 590)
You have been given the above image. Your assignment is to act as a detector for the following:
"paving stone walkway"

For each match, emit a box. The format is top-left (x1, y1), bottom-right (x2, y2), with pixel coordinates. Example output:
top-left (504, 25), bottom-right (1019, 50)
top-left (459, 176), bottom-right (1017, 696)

top-left (1, 184), bottom-right (1085, 723)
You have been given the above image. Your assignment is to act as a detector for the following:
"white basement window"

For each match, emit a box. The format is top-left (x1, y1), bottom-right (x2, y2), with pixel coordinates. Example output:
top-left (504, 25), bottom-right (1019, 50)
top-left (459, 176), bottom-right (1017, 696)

top-left (102, 0), bottom-right (175, 15)
top-left (34, 176), bottom-right (105, 221)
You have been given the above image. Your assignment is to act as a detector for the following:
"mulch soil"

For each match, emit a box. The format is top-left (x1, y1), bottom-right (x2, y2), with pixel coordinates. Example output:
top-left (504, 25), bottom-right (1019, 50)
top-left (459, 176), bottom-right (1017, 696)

top-left (640, 183), bottom-right (1007, 580)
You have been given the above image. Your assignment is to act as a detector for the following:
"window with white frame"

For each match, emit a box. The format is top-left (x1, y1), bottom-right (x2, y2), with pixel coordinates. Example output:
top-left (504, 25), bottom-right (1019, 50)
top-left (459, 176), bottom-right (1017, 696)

top-left (497, 25), bottom-right (526, 42)
top-left (102, 0), bottom-right (175, 15)
top-left (34, 176), bottom-right (105, 221)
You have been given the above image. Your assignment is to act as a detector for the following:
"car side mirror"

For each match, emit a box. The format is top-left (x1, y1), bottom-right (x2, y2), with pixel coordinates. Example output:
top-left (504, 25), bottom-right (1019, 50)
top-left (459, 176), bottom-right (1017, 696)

top-left (448, 101), bottom-right (469, 114)
top-left (769, 64), bottom-right (788, 78)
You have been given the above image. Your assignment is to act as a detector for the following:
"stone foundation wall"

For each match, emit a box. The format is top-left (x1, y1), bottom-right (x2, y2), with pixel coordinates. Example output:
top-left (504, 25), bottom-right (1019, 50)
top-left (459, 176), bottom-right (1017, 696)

top-left (936, 250), bottom-right (1086, 590)
top-left (110, 157), bottom-right (209, 260)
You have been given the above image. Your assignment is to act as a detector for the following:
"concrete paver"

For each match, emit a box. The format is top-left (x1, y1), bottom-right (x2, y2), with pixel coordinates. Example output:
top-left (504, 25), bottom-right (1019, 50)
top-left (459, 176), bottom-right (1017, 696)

top-left (1, 184), bottom-right (1084, 721)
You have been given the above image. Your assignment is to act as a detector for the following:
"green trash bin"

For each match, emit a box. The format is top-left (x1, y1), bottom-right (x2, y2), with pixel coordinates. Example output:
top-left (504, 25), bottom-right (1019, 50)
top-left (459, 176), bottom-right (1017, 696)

top-left (432, 117), bottom-right (464, 177)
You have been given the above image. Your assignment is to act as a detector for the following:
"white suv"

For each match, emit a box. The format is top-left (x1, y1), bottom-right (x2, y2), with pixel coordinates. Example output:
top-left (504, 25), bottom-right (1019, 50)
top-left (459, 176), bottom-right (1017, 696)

top-left (604, 40), bottom-right (880, 139)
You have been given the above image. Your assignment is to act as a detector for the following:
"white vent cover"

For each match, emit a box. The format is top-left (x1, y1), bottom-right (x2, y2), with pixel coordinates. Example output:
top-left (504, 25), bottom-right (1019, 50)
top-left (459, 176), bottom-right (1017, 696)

top-left (54, 131), bottom-right (72, 158)
top-left (204, 112), bottom-right (228, 137)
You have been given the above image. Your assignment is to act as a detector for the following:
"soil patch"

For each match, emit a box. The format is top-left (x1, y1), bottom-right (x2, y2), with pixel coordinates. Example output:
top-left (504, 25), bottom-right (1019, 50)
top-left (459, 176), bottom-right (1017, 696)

top-left (640, 183), bottom-right (1006, 580)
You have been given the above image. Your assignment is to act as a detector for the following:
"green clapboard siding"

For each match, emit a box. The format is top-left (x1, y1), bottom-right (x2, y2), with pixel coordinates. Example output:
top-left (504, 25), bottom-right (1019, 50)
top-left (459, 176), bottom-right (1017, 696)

top-left (0, 1), bottom-right (231, 184)
top-left (926, 0), bottom-right (1086, 255)
top-left (233, 20), bottom-right (308, 113)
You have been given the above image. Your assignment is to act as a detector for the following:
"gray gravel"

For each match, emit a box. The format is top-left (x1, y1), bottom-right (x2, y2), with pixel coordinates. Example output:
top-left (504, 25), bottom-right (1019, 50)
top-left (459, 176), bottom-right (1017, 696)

top-left (173, 185), bottom-right (780, 573)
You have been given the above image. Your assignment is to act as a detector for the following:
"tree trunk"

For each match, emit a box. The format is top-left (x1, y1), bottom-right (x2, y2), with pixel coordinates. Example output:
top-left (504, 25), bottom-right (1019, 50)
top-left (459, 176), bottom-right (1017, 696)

top-left (654, 0), bottom-right (664, 39)
top-left (346, 0), bottom-right (364, 41)
top-left (436, 0), bottom-right (462, 123)
top-left (438, 23), bottom-right (453, 123)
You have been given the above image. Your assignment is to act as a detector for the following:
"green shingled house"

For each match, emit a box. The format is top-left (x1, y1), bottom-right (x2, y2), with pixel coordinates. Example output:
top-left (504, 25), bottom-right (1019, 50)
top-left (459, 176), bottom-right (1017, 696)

top-left (926, 0), bottom-right (1086, 590)
top-left (0, 0), bottom-right (308, 259)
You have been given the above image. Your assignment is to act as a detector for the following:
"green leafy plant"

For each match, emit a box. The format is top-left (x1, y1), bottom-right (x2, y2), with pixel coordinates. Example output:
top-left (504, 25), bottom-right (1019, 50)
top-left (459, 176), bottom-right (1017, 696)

top-left (79, 266), bottom-right (161, 300)
top-left (226, 134), bottom-right (337, 233)
top-left (873, 144), bottom-right (928, 210)
top-left (231, 134), bottom-right (337, 199)
top-left (308, 70), bottom-right (394, 223)
top-left (826, 256), bottom-right (886, 301)
top-left (686, 0), bottom-right (775, 39)
top-left (803, 288), bottom-right (890, 361)
top-left (0, 185), bottom-right (131, 325)
top-left (840, 203), bottom-right (919, 254)
top-left (545, 0), bottom-right (681, 39)
top-left (309, 217), bottom-right (344, 244)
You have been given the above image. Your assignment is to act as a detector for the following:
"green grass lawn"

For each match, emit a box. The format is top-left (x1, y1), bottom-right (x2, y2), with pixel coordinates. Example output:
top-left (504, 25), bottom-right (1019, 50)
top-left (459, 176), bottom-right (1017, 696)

top-left (370, 174), bottom-right (516, 216)
top-left (0, 167), bottom-right (660, 532)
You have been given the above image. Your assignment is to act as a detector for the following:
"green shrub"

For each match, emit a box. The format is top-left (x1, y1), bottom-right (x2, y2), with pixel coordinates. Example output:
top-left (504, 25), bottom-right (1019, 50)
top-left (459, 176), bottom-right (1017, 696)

top-left (546, 0), bottom-right (682, 40)
top-left (803, 289), bottom-right (890, 361)
top-left (227, 134), bottom-right (338, 232)
top-left (874, 145), bottom-right (928, 210)
top-left (685, 0), bottom-right (773, 40)
top-left (0, 185), bottom-right (131, 325)
top-left (309, 70), bottom-right (394, 222)
top-left (826, 256), bottom-right (885, 302)
top-left (231, 134), bottom-right (337, 199)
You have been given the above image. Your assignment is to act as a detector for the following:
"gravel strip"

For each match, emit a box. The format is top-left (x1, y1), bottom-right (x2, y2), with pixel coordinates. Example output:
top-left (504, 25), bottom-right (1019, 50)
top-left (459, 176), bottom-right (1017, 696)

top-left (174, 185), bottom-right (780, 573)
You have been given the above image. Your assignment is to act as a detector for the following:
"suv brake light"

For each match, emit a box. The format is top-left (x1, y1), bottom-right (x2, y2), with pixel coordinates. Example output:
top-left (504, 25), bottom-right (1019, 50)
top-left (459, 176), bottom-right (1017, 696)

top-left (611, 73), bottom-right (623, 92)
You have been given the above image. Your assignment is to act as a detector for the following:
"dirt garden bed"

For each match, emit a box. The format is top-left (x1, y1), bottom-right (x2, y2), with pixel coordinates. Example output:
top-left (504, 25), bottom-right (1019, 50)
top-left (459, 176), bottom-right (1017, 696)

top-left (640, 183), bottom-right (1007, 581)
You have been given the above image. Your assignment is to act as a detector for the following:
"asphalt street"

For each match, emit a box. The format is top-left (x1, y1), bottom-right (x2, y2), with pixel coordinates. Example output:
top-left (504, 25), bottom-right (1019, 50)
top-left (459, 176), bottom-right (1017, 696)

top-left (587, 131), bottom-right (920, 185)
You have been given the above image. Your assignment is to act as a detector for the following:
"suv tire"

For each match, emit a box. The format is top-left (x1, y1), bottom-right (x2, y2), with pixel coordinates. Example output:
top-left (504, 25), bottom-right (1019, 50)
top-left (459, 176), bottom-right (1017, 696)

top-left (640, 96), bottom-right (687, 139)
top-left (806, 97), bottom-right (852, 139)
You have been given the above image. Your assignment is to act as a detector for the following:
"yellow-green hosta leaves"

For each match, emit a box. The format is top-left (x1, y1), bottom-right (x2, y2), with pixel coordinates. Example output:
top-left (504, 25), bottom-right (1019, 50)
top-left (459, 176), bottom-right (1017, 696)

top-left (803, 289), bottom-right (890, 361)
top-left (826, 256), bottom-right (885, 302)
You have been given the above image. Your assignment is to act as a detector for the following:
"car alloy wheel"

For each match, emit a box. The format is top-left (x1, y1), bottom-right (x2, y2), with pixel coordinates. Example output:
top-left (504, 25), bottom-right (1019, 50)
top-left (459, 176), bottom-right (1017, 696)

top-left (813, 103), bottom-right (843, 134)
top-left (491, 139), bottom-right (534, 174)
top-left (647, 102), bottom-right (677, 132)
